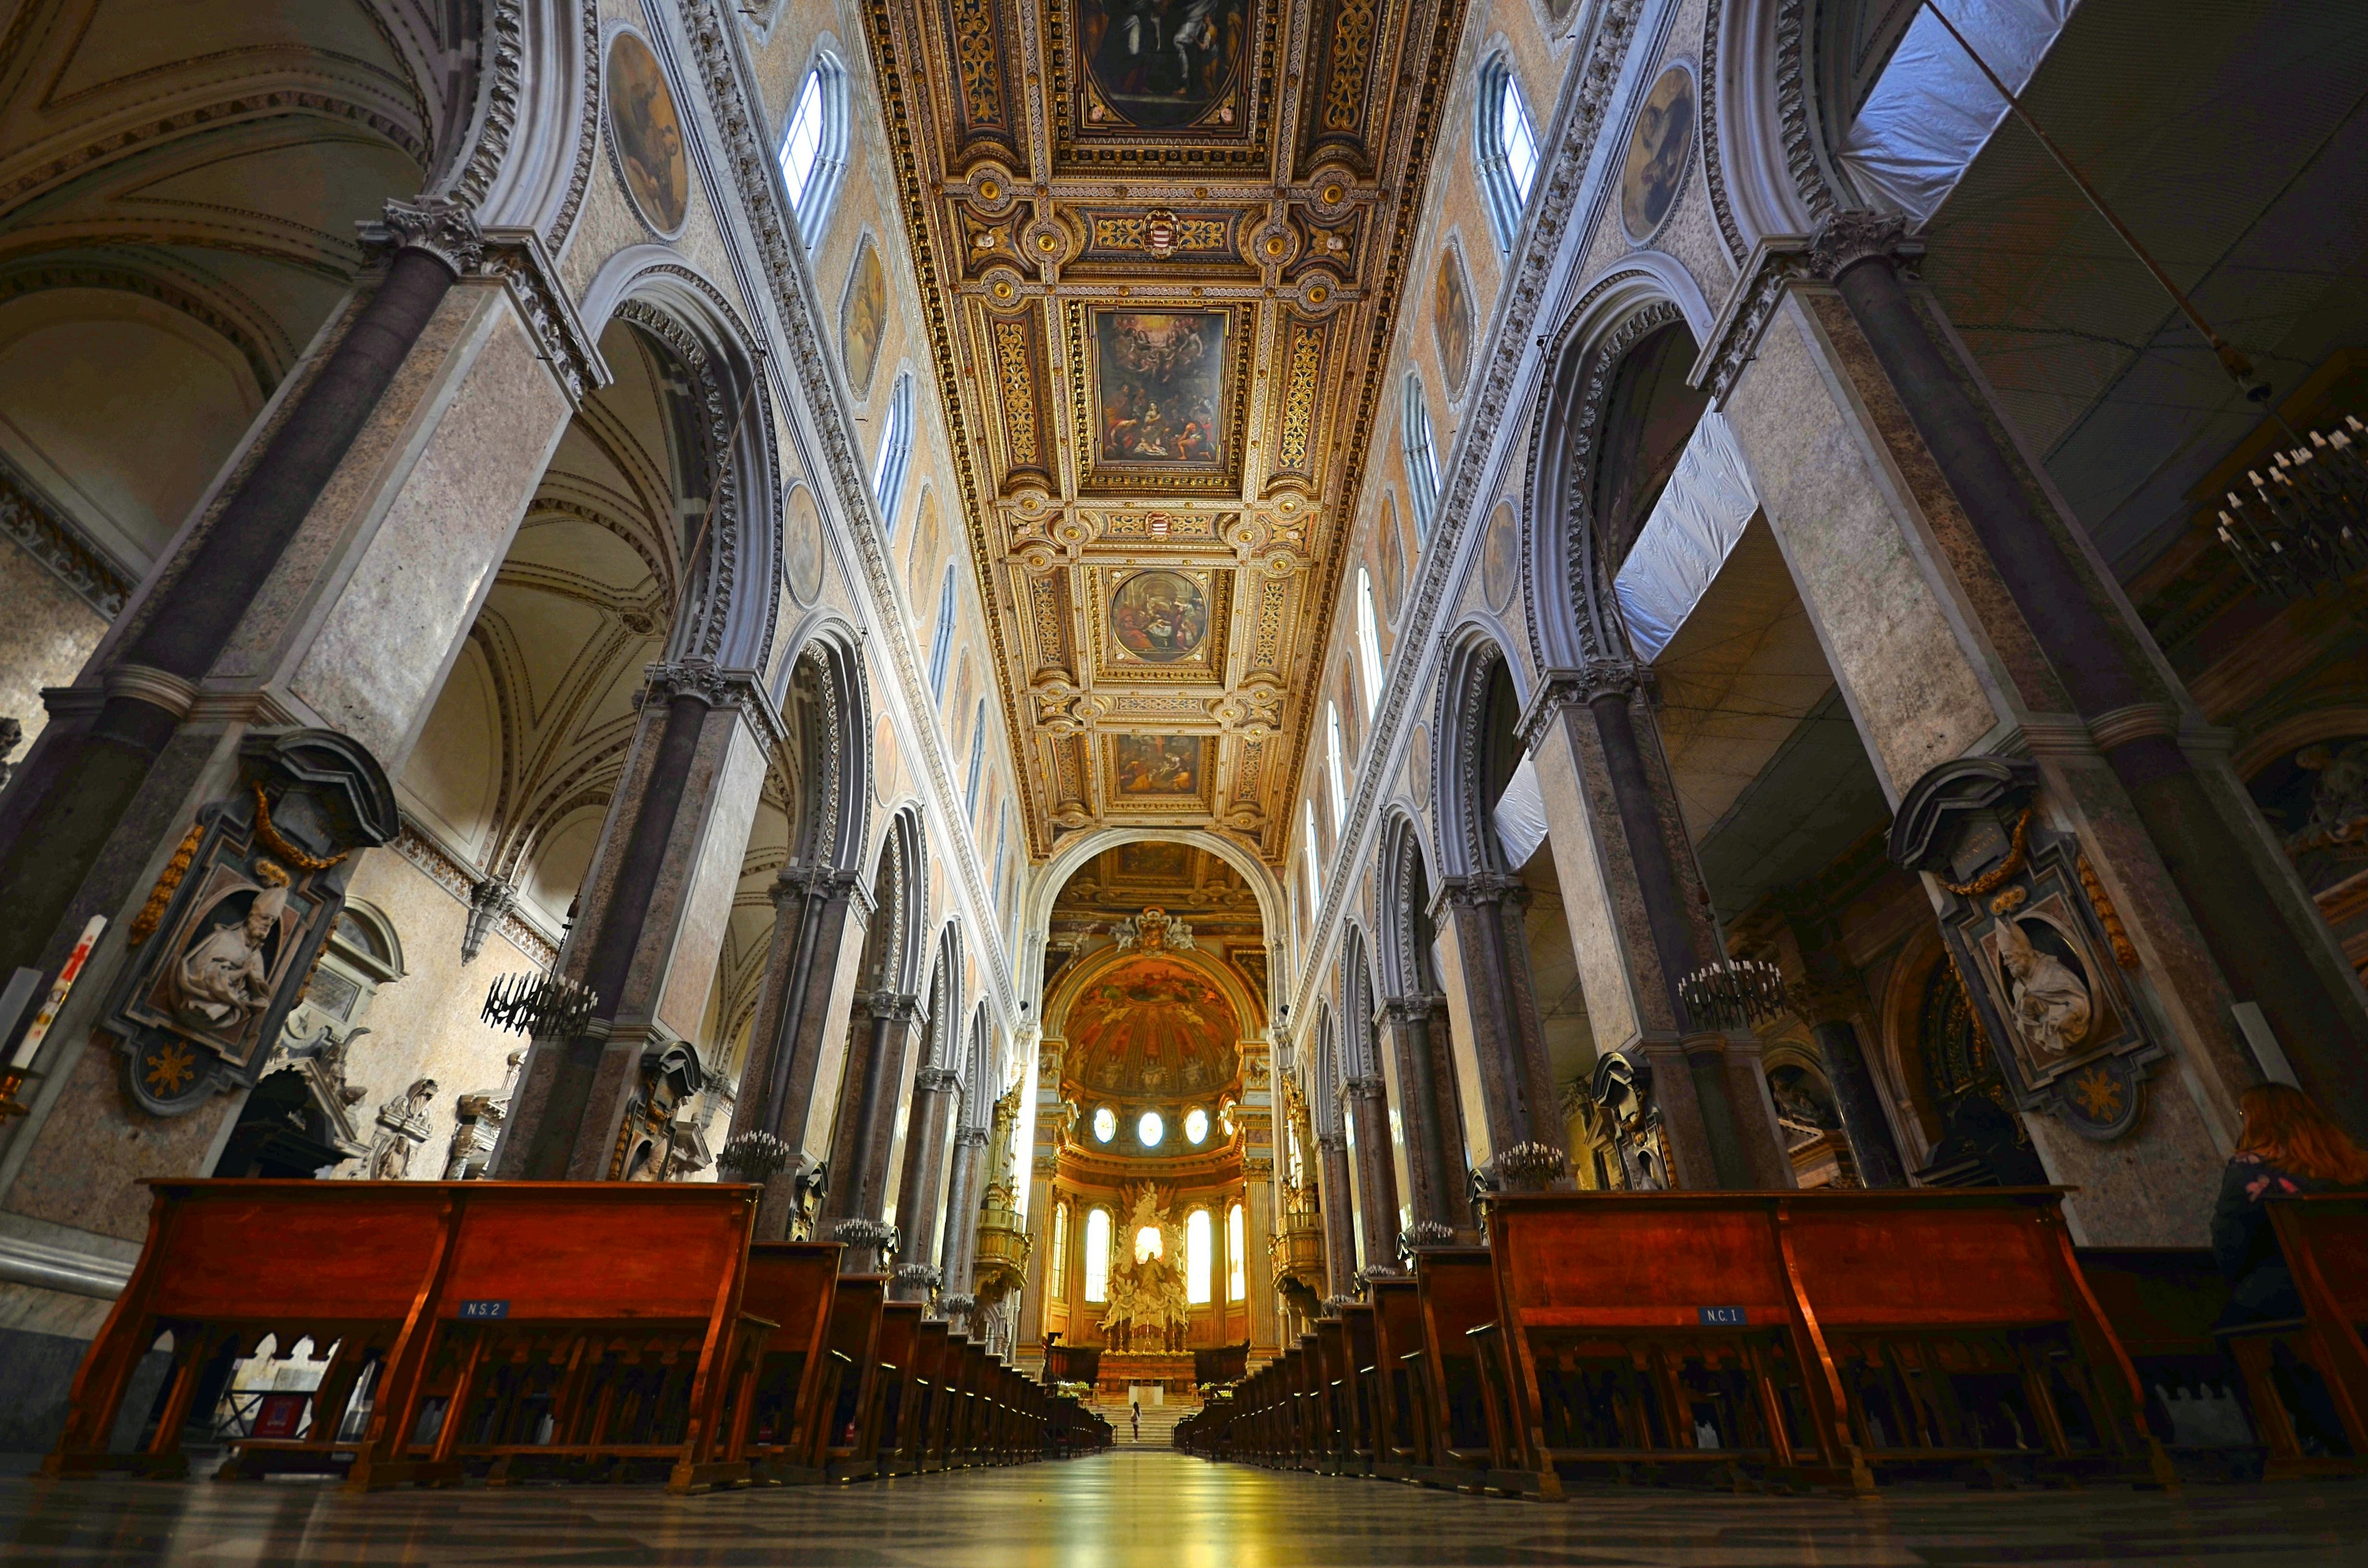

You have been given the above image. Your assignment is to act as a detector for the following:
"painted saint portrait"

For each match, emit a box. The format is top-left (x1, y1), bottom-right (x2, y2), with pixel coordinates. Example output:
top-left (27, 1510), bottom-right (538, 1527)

top-left (841, 237), bottom-right (887, 400)
top-left (907, 489), bottom-right (940, 602)
top-left (785, 484), bottom-right (824, 604)
top-left (1109, 570), bottom-right (1208, 662)
top-left (607, 31), bottom-right (688, 235)
top-left (1482, 500), bottom-right (1518, 611)
top-left (1080, 0), bottom-right (1249, 129)
top-left (1432, 245), bottom-right (1473, 398)
top-left (1379, 495), bottom-right (1405, 620)
top-left (1620, 64), bottom-right (1695, 242)
top-left (1094, 310), bottom-right (1227, 467)
top-left (1113, 735), bottom-right (1204, 797)
top-left (1117, 840), bottom-right (1190, 880)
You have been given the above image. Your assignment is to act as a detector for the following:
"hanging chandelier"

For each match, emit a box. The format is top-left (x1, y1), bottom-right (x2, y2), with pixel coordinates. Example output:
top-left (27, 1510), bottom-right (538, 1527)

top-left (1677, 958), bottom-right (1788, 1033)
top-left (2215, 414), bottom-right (2368, 599)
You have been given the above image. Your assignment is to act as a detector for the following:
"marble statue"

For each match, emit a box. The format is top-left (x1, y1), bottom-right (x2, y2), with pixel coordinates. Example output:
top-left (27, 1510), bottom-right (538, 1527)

top-left (163, 883), bottom-right (288, 1033)
top-left (1996, 919), bottom-right (2090, 1060)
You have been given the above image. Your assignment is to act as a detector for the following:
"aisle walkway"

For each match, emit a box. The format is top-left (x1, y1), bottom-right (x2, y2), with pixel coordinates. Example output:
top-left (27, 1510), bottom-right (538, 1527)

top-left (2, 1450), bottom-right (2365, 1566)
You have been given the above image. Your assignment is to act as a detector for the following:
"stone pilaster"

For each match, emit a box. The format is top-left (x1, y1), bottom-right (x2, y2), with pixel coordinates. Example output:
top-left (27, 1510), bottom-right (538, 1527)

top-left (822, 990), bottom-right (922, 1273)
top-left (1431, 872), bottom-right (1560, 1156)
top-left (1315, 1130), bottom-right (1357, 1298)
top-left (1378, 994), bottom-right (1468, 1242)
top-left (1343, 1075), bottom-right (1402, 1274)
top-left (939, 1122), bottom-right (990, 1302)
top-left (890, 1065), bottom-right (960, 1303)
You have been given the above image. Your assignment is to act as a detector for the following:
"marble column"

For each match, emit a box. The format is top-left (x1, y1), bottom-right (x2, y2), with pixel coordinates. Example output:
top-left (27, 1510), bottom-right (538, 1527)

top-left (0, 211), bottom-right (578, 1230)
top-left (499, 662), bottom-right (762, 1181)
top-left (1780, 903), bottom-right (1907, 1188)
top-left (1378, 995), bottom-right (1468, 1242)
top-left (727, 864), bottom-right (870, 1233)
top-left (939, 1122), bottom-right (990, 1318)
top-left (823, 991), bottom-right (922, 1273)
top-left (890, 1066), bottom-right (960, 1303)
top-left (1344, 1075), bottom-right (1402, 1275)
top-left (1824, 231), bottom-right (2368, 1135)
top-left (1432, 874), bottom-right (1562, 1180)
top-left (1521, 675), bottom-right (1789, 1190)
top-left (1317, 1130), bottom-right (1357, 1300)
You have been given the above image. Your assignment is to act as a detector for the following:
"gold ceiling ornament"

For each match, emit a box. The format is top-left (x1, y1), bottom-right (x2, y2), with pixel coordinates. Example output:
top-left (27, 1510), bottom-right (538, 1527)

top-left (857, 0), bottom-right (1474, 858)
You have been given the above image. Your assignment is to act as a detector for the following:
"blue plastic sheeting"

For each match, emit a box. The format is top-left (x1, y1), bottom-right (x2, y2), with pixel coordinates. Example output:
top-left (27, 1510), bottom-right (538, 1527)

top-left (1612, 409), bottom-right (1761, 664)
top-left (1837, 0), bottom-right (2078, 224)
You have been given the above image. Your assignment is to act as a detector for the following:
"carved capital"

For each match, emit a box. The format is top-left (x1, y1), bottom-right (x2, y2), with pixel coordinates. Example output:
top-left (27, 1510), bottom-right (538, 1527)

top-left (953, 1125), bottom-right (990, 1149)
top-left (1379, 992), bottom-right (1447, 1027)
top-left (364, 196), bottom-right (485, 276)
top-left (914, 1066), bottom-right (961, 1094)
top-left (1805, 210), bottom-right (1924, 282)
top-left (858, 990), bottom-right (923, 1024)
top-left (642, 659), bottom-right (742, 710)
top-left (1434, 871), bottom-right (1530, 913)
top-left (1344, 1075), bottom-right (1386, 1100)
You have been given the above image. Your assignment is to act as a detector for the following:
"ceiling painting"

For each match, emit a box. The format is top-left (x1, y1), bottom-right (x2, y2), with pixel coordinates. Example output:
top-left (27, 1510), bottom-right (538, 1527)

top-left (855, 0), bottom-right (1471, 860)
top-left (1063, 953), bottom-right (1241, 1099)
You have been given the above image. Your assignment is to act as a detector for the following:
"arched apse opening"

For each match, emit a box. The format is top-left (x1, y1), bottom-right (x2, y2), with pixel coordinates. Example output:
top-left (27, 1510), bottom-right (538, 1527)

top-left (1373, 810), bottom-right (1470, 1240)
top-left (1019, 827), bottom-right (1288, 1017)
top-left (821, 805), bottom-right (927, 1269)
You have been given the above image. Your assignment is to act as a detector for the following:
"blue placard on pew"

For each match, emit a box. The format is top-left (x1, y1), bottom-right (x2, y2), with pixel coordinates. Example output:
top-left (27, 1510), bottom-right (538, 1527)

top-left (459, 1299), bottom-right (510, 1319)
top-left (1697, 1306), bottom-right (1747, 1326)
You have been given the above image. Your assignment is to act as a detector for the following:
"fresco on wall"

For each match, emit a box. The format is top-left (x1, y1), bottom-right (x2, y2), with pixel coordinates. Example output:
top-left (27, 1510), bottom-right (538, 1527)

top-left (1093, 311), bottom-right (1227, 466)
top-left (908, 490), bottom-right (941, 601)
top-left (1080, 0), bottom-right (1251, 129)
top-left (1620, 64), bottom-right (1693, 242)
top-left (1432, 244), bottom-right (1473, 398)
top-left (785, 485), bottom-right (823, 605)
top-left (841, 237), bottom-right (888, 400)
top-left (1064, 955), bottom-right (1240, 1096)
top-left (1109, 569), bottom-right (1209, 662)
top-left (1113, 734), bottom-right (1204, 797)
top-left (2248, 735), bottom-right (2368, 893)
top-left (607, 31), bottom-right (688, 234)
top-left (1379, 495), bottom-right (1405, 620)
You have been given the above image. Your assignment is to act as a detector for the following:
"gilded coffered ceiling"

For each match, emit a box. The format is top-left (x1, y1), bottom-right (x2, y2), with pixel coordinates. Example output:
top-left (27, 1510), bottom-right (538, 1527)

top-left (858, 0), bottom-right (1471, 862)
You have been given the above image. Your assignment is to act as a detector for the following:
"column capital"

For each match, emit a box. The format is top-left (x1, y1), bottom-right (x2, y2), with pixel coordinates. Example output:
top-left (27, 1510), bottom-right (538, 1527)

top-left (1693, 211), bottom-right (1923, 406)
top-left (913, 1066), bottom-right (961, 1093)
top-left (1806, 210), bottom-right (1925, 283)
top-left (1344, 1075), bottom-right (1386, 1100)
top-left (1433, 870), bottom-right (1530, 914)
top-left (1378, 991), bottom-right (1447, 1025)
top-left (1518, 662), bottom-right (1655, 749)
top-left (641, 658), bottom-right (746, 710)
top-left (953, 1124), bottom-right (990, 1149)
top-left (363, 195), bottom-right (484, 275)
top-left (857, 990), bottom-right (922, 1024)
top-left (1315, 1131), bottom-right (1347, 1155)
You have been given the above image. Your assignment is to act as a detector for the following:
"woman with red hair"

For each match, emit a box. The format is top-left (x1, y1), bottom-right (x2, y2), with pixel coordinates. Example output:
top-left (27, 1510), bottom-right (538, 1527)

top-left (2211, 1082), bottom-right (2368, 1324)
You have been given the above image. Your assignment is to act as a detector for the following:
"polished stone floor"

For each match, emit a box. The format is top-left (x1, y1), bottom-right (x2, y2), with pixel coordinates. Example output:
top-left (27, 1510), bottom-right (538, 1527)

top-left (2, 1449), bottom-right (2366, 1566)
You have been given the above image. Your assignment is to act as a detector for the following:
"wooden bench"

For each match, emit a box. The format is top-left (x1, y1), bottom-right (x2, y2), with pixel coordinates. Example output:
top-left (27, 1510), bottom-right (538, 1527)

top-left (2250, 1194), bottom-right (2368, 1474)
top-left (816, 1275), bottom-right (887, 1481)
top-left (1369, 1275), bottom-right (1426, 1479)
top-left (732, 1241), bottom-right (842, 1484)
top-left (1410, 1246), bottom-right (1522, 1492)
top-left (2076, 1247), bottom-right (2267, 1475)
top-left (1489, 1189), bottom-right (2173, 1495)
top-left (48, 1179), bottom-right (762, 1493)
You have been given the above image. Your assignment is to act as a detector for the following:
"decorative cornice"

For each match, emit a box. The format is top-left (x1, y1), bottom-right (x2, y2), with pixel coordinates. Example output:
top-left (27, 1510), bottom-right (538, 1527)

top-left (101, 663), bottom-right (195, 720)
top-left (0, 451), bottom-right (131, 618)
top-left (479, 226), bottom-right (604, 406)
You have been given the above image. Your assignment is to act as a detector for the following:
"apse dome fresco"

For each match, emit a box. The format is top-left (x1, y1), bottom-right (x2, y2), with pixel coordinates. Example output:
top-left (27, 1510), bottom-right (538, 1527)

top-left (1064, 954), bottom-right (1241, 1099)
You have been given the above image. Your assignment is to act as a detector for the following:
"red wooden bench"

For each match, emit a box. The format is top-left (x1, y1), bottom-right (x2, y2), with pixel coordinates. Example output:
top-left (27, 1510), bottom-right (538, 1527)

top-left (47, 1180), bottom-right (762, 1493)
top-left (732, 1240), bottom-right (842, 1484)
top-left (1489, 1189), bottom-right (2172, 1495)
top-left (1369, 1274), bottom-right (1426, 1479)
top-left (2255, 1194), bottom-right (2368, 1474)
top-left (1410, 1246), bottom-right (1521, 1492)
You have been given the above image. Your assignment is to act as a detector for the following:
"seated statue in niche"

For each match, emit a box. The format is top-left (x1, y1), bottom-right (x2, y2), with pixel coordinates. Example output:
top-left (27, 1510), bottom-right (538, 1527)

top-left (1996, 918), bottom-right (2090, 1061)
top-left (163, 883), bottom-right (288, 1034)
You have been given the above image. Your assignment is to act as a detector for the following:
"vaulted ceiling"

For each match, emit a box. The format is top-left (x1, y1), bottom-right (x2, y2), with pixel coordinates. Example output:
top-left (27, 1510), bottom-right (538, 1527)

top-left (858, 0), bottom-right (1470, 864)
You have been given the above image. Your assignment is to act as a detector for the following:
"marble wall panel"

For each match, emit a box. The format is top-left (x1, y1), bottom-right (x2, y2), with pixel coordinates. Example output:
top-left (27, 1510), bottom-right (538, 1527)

top-left (0, 538), bottom-right (104, 752)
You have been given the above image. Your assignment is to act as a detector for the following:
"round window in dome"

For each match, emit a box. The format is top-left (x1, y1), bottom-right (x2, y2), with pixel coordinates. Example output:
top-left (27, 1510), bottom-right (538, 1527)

top-left (1138, 1110), bottom-right (1165, 1148)
top-left (1092, 1106), bottom-right (1117, 1143)
top-left (1184, 1106), bottom-right (1209, 1144)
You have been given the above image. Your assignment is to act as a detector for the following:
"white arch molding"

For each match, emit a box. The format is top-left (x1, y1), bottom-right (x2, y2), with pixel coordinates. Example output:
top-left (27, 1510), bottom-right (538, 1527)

top-left (1013, 827), bottom-right (1291, 1015)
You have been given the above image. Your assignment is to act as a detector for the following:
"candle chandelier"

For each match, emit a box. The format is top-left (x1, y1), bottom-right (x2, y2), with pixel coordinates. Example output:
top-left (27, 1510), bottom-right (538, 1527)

top-left (2215, 415), bottom-right (2368, 599)
top-left (1677, 958), bottom-right (1788, 1033)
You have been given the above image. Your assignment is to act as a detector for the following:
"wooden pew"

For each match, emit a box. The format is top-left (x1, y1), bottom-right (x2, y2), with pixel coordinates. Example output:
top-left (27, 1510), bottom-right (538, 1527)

top-left (1410, 1246), bottom-right (1521, 1492)
top-left (2075, 1247), bottom-right (2266, 1474)
top-left (911, 1318), bottom-right (953, 1471)
top-left (816, 1275), bottom-right (887, 1482)
top-left (733, 1241), bottom-right (842, 1485)
top-left (1489, 1190), bottom-right (2173, 1496)
top-left (47, 1179), bottom-right (763, 1494)
top-left (1341, 1302), bottom-right (1381, 1476)
top-left (1314, 1320), bottom-right (1349, 1472)
top-left (2256, 1194), bottom-right (2368, 1473)
top-left (871, 1302), bottom-right (924, 1476)
top-left (1369, 1275), bottom-right (1427, 1480)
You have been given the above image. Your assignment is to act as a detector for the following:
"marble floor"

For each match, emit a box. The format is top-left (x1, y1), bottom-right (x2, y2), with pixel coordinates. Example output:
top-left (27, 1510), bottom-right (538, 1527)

top-left (1, 1450), bottom-right (2364, 1567)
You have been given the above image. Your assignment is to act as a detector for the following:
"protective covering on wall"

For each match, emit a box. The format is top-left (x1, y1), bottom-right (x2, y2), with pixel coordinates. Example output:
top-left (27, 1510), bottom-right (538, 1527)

top-left (1837, 0), bottom-right (2080, 224)
top-left (1492, 753), bottom-right (1550, 870)
top-left (1612, 410), bottom-right (1761, 663)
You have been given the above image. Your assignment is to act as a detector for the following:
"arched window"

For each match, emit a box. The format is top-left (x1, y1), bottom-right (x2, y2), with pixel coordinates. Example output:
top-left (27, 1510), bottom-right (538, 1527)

top-left (779, 55), bottom-right (850, 244)
top-left (1403, 374), bottom-right (1440, 539)
top-left (965, 697), bottom-right (987, 815)
top-left (1325, 702), bottom-right (1348, 828)
top-left (873, 372), bottom-right (916, 532)
top-left (1186, 1209), bottom-right (1212, 1304)
top-left (1355, 568), bottom-right (1383, 715)
top-left (1302, 798), bottom-right (1323, 919)
top-left (1227, 1202), bottom-right (1246, 1300)
top-left (1083, 1207), bottom-right (1112, 1302)
top-left (1050, 1201), bottom-right (1070, 1299)
top-left (927, 561), bottom-right (957, 699)
top-left (1476, 57), bottom-right (1540, 253)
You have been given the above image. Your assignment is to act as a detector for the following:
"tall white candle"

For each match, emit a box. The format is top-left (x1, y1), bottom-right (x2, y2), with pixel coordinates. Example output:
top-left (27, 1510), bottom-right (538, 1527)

top-left (12, 915), bottom-right (107, 1071)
